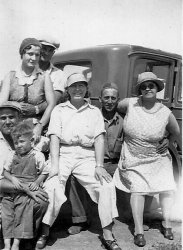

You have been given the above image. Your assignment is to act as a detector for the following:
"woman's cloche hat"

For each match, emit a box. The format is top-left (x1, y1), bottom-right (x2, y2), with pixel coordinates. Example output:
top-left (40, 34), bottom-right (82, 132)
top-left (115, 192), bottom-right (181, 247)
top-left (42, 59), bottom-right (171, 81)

top-left (19, 38), bottom-right (42, 55)
top-left (136, 72), bottom-right (164, 93)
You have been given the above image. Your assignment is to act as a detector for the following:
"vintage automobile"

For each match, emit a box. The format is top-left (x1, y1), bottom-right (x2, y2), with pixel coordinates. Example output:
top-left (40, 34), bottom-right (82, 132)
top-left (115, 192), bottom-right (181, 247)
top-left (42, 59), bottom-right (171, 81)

top-left (52, 44), bottom-right (182, 183)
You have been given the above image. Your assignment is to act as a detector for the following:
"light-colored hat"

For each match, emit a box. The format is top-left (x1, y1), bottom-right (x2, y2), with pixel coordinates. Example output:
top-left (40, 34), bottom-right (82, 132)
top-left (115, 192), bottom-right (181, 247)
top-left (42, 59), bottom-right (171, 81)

top-left (39, 36), bottom-right (60, 49)
top-left (66, 73), bottom-right (88, 87)
top-left (136, 72), bottom-right (164, 93)
top-left (0, 101), bottom-right (21, 113)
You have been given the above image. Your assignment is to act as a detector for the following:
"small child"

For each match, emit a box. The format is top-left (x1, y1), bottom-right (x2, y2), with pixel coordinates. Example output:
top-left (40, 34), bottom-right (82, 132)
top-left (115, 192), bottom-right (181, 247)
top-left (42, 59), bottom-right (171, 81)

top-left (1, 120), bottom-right (48, 250)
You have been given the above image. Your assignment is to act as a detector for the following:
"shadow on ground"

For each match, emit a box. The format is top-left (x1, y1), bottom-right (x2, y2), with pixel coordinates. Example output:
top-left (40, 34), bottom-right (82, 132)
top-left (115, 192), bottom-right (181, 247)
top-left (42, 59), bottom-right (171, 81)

top-left (0, 188), bottom-right (181, 250)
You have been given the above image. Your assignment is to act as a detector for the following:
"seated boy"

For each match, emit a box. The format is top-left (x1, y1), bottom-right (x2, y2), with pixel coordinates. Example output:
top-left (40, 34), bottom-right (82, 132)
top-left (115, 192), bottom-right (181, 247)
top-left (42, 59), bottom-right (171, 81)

top-left (2, 120), bottom-right (49, 250)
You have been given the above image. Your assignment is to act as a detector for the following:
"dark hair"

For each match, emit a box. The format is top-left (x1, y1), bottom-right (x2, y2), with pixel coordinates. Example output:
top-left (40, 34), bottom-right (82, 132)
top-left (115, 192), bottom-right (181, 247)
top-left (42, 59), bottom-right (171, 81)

top-left (11, 119), bottom-right (34, 141)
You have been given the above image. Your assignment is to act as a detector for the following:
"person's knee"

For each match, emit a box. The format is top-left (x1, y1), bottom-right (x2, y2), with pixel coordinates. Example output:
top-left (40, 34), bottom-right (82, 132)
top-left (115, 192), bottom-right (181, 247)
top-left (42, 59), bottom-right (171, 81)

top-left (99, 180), bottom-right (116, 195)
top-left (35, 200), bottom-right (49, 215)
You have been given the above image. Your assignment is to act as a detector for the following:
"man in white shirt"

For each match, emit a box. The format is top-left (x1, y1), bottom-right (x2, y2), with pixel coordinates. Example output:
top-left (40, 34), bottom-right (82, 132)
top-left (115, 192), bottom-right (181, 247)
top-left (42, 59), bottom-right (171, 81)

top-left (39, 37), bottom-right (67, 105)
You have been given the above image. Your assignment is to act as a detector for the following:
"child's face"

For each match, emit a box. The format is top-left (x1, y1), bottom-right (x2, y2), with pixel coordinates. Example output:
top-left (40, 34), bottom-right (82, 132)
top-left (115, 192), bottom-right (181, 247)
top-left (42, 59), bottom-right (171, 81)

top-left (13, 135), bottom-right (34, 156)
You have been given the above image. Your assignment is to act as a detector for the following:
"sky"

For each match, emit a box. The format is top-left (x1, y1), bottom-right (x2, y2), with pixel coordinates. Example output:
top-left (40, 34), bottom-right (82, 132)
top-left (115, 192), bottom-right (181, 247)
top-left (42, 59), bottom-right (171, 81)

top-left (0, 0), bottom-right (182, 80)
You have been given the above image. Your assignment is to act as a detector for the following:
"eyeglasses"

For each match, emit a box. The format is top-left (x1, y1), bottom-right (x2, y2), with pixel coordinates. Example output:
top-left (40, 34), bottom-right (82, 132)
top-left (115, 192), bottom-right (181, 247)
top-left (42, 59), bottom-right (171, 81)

top-left (140, 82), bottom-right (157, 91)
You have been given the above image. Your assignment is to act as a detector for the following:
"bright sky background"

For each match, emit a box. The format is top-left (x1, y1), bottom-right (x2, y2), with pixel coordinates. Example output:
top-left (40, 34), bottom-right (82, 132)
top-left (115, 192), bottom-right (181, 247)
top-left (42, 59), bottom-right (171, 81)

top-left (0, 0), bottom-right (182, 80)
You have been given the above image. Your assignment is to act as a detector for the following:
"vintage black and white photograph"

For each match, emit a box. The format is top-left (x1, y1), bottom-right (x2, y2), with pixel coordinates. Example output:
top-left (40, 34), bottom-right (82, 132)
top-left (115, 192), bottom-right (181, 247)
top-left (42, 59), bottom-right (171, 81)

top-left (0, 0), bottom-right (182, 249)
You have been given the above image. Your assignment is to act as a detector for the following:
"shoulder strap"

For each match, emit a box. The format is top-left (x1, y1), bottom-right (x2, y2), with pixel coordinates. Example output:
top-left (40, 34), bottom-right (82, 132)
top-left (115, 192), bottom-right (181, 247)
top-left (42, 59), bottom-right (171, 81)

top-left (9, 70), bottom-right (16, 85)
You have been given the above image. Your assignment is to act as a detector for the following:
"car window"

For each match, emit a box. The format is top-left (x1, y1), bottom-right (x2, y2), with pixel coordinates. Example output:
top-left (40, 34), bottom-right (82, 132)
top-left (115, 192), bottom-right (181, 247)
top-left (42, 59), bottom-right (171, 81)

top-left (177, 65), bottom-right (182, 102)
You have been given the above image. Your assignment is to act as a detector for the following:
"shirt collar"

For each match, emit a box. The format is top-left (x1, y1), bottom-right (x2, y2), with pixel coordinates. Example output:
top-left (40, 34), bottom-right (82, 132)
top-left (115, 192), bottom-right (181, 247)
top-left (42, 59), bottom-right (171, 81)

top-left (0, 131), bottom-right (4, 140)
top-left (15, 65), bottom-right (43, 85)
top-left (61, 100), bottom-right (94, 110)
top-left (0, 131), bottom-right (13, 151)
top-left (103, 111), bottom-right (120, 123)
top-left (46, 63), bottom-right (58, 74)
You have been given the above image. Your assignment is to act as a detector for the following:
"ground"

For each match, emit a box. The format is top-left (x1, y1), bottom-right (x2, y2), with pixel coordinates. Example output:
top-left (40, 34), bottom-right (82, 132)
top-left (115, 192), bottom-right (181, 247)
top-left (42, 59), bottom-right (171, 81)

top-left (31, 191), bottom-right (183, 250)
top-left (44, 219), bottom-right (181, 250)
top-left (0, 191), bottom-right (182, 250)
top-left (1, 218), bottom-right (181, 250)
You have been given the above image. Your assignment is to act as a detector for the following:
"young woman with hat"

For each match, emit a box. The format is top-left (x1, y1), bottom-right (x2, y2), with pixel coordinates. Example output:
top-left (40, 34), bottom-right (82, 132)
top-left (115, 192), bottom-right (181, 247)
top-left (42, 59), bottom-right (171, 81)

top-left (0, 38), bottom-right (55, 143)
top-left (113, 72), bottom-right (180, 247)
top-left (36, 73), bottom-right (121, 250)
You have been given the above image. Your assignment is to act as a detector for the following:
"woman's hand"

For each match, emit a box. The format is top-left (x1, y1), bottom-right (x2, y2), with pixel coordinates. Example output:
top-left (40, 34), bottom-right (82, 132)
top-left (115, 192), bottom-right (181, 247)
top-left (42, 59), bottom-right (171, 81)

top-left (29, 182), bottom-right (39, 191)
top-left (20, 102), bottom-right (36, 116)
top-left (95, 166), bottom-right (112, 185)
top-left (33, 123), bottom-right (43, 143)
top-left (157, 138), bottom-right (169, 154)
top-left (11, 176), bottom-right (22, 190)
top-left (26, 188), bottom-right (49, 203)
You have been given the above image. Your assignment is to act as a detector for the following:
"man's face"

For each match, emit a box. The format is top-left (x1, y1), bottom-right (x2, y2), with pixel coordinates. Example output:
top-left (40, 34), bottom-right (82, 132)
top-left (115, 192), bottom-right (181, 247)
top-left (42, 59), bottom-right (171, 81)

top-left (40, 44), bottom-right (55, 62)
top-left (0, 108), bottom-right (19, 135)
top-left (100, 88), bottom-right (119, 112)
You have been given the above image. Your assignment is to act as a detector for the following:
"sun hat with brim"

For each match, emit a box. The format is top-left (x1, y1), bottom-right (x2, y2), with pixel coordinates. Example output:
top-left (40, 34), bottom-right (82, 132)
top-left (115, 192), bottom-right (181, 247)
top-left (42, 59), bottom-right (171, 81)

top-left (136, 72), bottom-right (164, 93)
top-left (0, 101), bottom-right (21, 113)
top-left (19, 38), bottom-right (42, 55)
top-left (66, 73), bottom-right (88, 88)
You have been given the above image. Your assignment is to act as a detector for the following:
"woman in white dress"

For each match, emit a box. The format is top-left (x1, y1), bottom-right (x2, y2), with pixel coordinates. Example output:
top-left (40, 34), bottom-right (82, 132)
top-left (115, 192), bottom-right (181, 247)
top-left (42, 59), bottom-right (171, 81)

top-left (114, 72), bottom-right (181, 247)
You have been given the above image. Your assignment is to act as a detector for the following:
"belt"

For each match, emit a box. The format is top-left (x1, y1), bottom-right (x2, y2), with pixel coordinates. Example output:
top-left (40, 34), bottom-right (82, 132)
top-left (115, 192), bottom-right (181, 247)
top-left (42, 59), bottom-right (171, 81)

top-left (62, 143), bottom-right (94, 149)
top-left (104, 158), bottom-right (119, 164)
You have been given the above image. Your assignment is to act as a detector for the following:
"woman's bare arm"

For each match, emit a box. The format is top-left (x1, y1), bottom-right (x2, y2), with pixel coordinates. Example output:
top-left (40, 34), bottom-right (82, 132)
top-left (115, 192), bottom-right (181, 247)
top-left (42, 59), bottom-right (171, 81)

top-left (117, 98), bottom-right (130, 114)
top-left (33, 73), bottom-right (56, 141)
top-left (94, 133), bottom-right (112, 184)
top-left (166, 113), bottom-right (181, 149)
top-left (38, 73), bottom-right (56, 127)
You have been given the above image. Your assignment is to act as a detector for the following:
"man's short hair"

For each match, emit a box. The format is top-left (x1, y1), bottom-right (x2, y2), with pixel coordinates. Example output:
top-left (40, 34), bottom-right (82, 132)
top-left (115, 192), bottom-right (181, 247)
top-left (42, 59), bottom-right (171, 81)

top-left (100, 82), bottom-right (119, 96)
top-left (11, 119), bottom-right (34, 141)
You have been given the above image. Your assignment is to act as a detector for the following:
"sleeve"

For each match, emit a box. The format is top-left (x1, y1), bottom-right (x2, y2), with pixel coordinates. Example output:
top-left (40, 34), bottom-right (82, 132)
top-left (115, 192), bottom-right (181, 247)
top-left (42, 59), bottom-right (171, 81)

top-left (94, 108), bottom-right (106, 138)
top-left (47, 106), bottom-right (62, 140)
top-left (34, 151), bottom-right (48, 175)
top-left (51, 70), bottom-right (67, 93)
top-left (3, 151), bottom-right (15, 172)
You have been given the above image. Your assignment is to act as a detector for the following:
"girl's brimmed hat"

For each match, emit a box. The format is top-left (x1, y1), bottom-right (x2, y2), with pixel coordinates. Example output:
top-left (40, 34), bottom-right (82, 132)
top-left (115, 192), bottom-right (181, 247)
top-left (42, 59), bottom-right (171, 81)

top-left (66, 73), bottom-right (88, 88)
top-left (136, 72), bottom-right (164, 93)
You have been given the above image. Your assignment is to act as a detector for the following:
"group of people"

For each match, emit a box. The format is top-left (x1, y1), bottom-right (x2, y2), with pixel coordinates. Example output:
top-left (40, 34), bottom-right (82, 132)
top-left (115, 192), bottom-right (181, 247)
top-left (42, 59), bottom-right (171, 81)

top-left (0, 37), bottom-right (181, 250)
